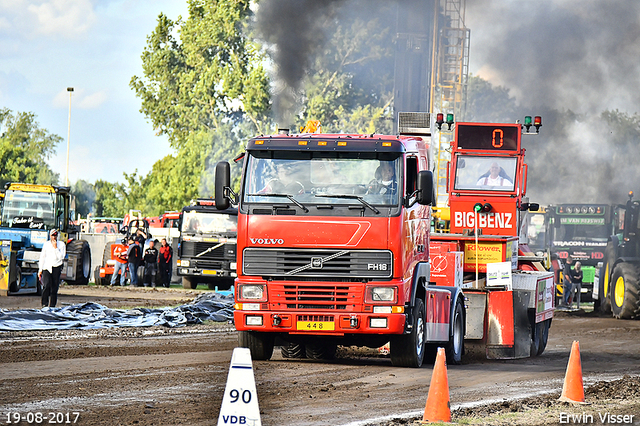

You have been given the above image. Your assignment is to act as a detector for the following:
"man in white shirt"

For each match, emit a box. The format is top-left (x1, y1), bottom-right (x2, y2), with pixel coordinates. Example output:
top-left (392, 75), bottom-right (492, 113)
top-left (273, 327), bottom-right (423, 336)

top-left (476, 162), bottom-right (513, 187)
top-left (38, 228), bottom-right (66, 308)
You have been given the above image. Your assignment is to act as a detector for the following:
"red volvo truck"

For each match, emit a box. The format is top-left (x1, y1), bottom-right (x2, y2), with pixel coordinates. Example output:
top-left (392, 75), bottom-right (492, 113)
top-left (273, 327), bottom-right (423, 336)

top-left (214, 114), bottom-right (464, 367)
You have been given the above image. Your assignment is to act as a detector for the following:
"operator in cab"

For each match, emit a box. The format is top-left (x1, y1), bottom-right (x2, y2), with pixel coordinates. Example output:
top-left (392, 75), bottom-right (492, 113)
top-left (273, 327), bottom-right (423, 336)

top-left (367, 161), bottom-right (397, 195)
top-left (260, 161), bottom-right (305, 194)
top-left (477, 162), bottom-right (513, 187)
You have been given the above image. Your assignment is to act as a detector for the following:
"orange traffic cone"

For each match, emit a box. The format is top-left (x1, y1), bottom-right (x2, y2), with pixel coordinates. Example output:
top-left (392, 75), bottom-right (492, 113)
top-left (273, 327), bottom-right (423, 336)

top-left (559, 340), bottom-right (586, 403)
top-left (422, 347), bottom-right (451, 423)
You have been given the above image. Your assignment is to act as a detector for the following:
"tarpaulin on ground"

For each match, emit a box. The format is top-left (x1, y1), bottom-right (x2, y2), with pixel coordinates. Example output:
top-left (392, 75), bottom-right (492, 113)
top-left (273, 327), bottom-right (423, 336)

top-left (0, 292), bottom-right (234, 331)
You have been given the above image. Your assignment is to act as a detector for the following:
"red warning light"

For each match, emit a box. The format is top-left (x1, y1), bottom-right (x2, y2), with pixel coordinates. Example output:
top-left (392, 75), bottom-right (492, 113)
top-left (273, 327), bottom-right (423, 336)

top-left (534, 116), bottom-right (542, 133)
top-left (436, 113), bottom-right (444, 130)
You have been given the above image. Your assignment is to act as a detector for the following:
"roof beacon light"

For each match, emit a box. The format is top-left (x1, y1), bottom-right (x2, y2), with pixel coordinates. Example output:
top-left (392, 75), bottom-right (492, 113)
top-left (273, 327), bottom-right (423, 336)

top-left (446, 113), bottom-right (454, 130)
top-left (524, 116), bottom-right (532, 133)
top-left (534, 116), bottom-right (542, 133)
top-left (436, 113), bottom-right (444, 130)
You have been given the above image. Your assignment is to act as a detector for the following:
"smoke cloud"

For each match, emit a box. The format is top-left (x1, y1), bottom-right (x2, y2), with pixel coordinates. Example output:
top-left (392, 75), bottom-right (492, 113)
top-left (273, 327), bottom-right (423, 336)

top-left (467, 1), bottom-right (640, 115)
top-left (253, 0), bottom-right (640, 206)
top-left (255, 0), bottom-right (346, 126)
top-left (466, 1), bottom-right (640, 205)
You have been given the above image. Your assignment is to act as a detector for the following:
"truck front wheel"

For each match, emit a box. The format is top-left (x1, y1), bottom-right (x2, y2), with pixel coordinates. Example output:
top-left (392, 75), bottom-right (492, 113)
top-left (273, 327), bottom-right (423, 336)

top-left (281, 343), bottom-right (306, 359)
top-left (601, 243), bottom-right (615, 314)
top-left (390, 298), bottom-right (426, 368)
top-left (238, 331), bottom-right (274, 361)
top-left (65, 240), bottom-right (91, 285)
top-left (305, 343), bottom-right (337, 360)
top-left (611, 263), bottom-right (640, 319)
top-left (445, 299), bottom-right (464, 365)
top-left (182, 277), bottom-right (197, 289)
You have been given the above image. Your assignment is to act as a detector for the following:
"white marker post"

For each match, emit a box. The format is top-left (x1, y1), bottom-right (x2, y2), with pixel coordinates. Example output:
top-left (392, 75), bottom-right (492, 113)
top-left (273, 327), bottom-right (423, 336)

top-left (217, 348), bottom-right (262, 426)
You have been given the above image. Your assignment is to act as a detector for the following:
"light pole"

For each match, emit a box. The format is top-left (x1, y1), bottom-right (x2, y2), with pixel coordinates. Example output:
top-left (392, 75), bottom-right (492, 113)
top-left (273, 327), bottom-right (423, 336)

top-left (65, 87), bottom-right (74, 187)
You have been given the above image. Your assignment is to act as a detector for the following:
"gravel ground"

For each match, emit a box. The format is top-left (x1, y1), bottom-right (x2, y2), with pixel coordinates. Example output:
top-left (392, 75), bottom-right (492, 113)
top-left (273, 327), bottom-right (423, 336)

top-left (1, 286), bottom-right (639, 426)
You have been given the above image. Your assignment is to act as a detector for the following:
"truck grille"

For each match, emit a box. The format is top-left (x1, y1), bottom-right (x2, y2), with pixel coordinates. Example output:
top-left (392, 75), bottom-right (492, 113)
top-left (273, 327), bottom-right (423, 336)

top-left (181, 241), bottom-right (235, 260)
top-left (242, 248), bottom-right (392, 279)
top-left (270, 283), bottom-right (364, 311)
top-left (195, 260), bottom-right (223, 269)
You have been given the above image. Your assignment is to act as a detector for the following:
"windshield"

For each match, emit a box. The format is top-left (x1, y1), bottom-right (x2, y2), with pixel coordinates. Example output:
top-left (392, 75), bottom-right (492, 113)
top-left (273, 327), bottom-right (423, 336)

top-left (552, 222), bottom-right (610, 242)
top-left (181, 211), bottom-right (237, 235)
top-left (243, 154), bottom-right (401, 207)
top-left (454, 155), bottom-right (517, 192)
top-left (525, 212), bottom-right (547, 250)
top-left (93, 223), bottom-right (119, 234)
top-left (1, 190), bottom-right (56, 230)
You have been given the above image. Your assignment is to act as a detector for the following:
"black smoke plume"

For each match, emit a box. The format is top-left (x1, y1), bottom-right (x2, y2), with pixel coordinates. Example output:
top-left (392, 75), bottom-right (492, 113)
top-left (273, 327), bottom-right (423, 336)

top-left (255, 0), bottom-right (346, 126)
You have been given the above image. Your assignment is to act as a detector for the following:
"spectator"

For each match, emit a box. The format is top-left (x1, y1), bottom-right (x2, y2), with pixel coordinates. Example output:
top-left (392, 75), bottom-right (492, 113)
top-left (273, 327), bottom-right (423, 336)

top-left (159, 238), bottom-right (173, 288)
top-left (126, 238), bottom-right (142, 287)
top-left (562, 256), bottom-right (575, 307)
top-left (143, 239), bottom-right (159, 287)
top-left (38, 229), bottom-right (66, 308)
top-left (570, 261), bottom-right (583, 308)
top-left (110, 242), bottom-right (128, 286)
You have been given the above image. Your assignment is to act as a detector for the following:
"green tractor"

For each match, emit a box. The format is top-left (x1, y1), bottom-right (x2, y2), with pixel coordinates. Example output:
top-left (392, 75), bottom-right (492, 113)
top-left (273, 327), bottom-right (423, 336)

top-left (599, 192), bottom-right (640, 319)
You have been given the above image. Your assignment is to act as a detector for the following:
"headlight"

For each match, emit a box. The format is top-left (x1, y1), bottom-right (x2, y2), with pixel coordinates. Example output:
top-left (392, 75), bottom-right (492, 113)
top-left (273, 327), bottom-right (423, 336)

top-left (245, 316), bottom-right (263, 326)
top-left (230, 262), bottom-right (237, 270)
top-left (180, 259), bottom-right (190, 267)
top-left (240, 284), bottom-right (265, 300)
top-left (367, 286), bottom-right (396, 302)
top-left (370, 318), bottom-right (388, 328)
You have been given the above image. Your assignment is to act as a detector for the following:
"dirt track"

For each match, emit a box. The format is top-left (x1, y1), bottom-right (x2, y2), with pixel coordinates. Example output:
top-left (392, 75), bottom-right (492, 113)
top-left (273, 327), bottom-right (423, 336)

top-left (1, 285), bottom-right (639, 425)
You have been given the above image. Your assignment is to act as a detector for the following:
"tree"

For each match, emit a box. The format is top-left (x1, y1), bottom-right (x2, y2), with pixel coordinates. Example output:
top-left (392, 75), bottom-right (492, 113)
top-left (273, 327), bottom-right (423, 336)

top-left (297, 3), bottom-right (396, 134)
top-left (141, 130), bottom-right (212, 215)
top-left (93, 179), bottom-right (126, 218)
top-left (130, 0), bottom-right (270, 149)
top-left (465, 75), bottom-right (519, 123)
top-left (0, 108), bottom-right (60, 186)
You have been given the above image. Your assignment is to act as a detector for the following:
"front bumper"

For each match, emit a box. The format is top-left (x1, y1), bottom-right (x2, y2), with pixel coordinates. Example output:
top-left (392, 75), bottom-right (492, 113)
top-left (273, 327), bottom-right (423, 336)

top-left (234, 309), bottom-right (406, 335)
top-left (177, 266), bottom-right (236, 278)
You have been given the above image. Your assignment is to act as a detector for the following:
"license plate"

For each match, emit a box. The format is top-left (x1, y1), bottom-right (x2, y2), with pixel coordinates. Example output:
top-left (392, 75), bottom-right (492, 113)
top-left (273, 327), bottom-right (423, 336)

top-left (297, 321), bottom-right (335, 331)
top-left (202, 270), bottom-right (220, 275)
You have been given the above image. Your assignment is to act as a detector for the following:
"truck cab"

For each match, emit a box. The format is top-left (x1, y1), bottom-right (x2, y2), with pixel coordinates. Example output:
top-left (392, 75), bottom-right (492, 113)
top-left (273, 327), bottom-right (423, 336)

top-left (215, 116), bottom-right (465, 368)
top-left (177, 199), bottom-right (238, 290)
top-left (0, 183), bottom-right (91, 295)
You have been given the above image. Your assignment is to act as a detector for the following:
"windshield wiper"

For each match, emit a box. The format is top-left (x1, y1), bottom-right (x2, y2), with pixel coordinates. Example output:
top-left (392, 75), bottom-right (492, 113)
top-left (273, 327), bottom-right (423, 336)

top-left (314, 194), bottom-right (380, 214)
top-left (247, 193), bottom-right (309, 213)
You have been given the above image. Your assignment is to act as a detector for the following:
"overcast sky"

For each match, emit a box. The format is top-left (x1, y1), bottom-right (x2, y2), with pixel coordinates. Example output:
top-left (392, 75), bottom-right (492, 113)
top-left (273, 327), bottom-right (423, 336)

top-left (0, 0), bottom-right (188, 185)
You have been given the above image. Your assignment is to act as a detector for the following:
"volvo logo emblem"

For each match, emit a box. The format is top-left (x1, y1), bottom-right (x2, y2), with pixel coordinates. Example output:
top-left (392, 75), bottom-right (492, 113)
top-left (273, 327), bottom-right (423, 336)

top-left (311, 257), bottom-right (323, 269)
top-left (249, 238), bottom-right (284, 245)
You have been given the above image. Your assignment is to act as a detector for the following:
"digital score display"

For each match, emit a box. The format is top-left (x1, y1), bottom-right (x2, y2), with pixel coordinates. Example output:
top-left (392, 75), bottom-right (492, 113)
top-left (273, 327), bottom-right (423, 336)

top-left (456, 124), bottom-right (520, 151)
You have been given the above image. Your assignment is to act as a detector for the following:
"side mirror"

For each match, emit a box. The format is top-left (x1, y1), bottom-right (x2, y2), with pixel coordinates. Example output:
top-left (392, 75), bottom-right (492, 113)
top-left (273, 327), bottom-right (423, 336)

top-left (215, 161), bottom-right (231, 210)
top-left (416, 170), bottom-right (434, 206)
